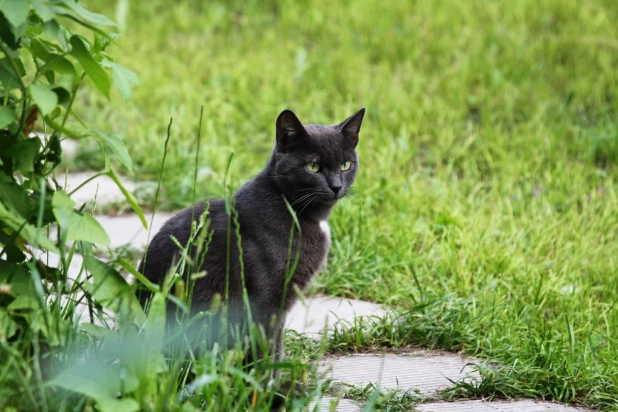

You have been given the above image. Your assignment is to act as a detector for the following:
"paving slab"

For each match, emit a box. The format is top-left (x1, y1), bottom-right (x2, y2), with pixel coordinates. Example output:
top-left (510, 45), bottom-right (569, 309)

top-left (309, 397), bottom-right (362, 411)
top-left (95, 212), bottom-right (176, 250)
top-left (59, 171), bottom-right (137, 207)
top-left (417, 399), bottom-right (588, 411)
top-left (285, 296), bottom-right (386, 338)
top-left (318, 352), bottom-right (480, 396)
top-left (311, 398), bottom-right (587, 412)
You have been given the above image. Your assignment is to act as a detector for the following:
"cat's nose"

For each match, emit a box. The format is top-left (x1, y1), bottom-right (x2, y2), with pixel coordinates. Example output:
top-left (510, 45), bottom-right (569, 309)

top-left (330, 184), bottom-right (342, 196)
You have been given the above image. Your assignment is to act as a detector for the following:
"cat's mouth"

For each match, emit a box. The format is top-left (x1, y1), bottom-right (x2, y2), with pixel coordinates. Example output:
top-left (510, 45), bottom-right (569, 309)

top-left (320, 193), bottom-right (343, 204)
top-left (290, 190), bottom-right (342, 210)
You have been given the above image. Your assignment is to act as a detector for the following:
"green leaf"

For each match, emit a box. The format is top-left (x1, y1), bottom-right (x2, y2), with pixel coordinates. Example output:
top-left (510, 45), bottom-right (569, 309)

top-left (27, 37), bottom-right (53, 62)
top-left (107, 168), bottom-right (147, 229)
top-left (0, 309), bottom-right (18, 342)
top-left (0, 12), bottom-right (19, 50)
top-left (0, 172), bottom-right (31, 218)
top-left (0, 58), bottom-right (22, 90)
top-left (30, 0), bottom-right (55, 22)
top-left (0, 202), bottom-right (59, 253)
top-left (69, 35), bottom-right (110, 98)
top-left (28, 38), bottom-right (78, 78)
top-left (30, 83), bottom-right (58, 115)
top-left (52, 74), bottom-right (74, 105)
top-left (0, 106), bottom-right (16, 129)
top-left (103, 61), bottom-right (139, 102)
top-left (56, 73), bottom-right (75, 91)
top-left (92, 130), bottom-right (133, 173)
top-left (52, 85), bottom-right (71, 105)
top-left (5, 138), bottom-right (40, 173)
top-left (52, 0), bottom-right (115, 27)
top-left (0, 261), bottom-right (36, 298)
top-left (43, 20), bottom-right (69, 51)
top-left (50, 363), bottom-right (140, 412)
top-left (51, 189), bottom-right (75, 226)
top-left (49, 56), bottom-right (78, 76)
top-left (179, 403), bottom-right (199, 412)
top-left (83, 256), bottom-right (130, 302)
top-left (8, 295), bottom-right (39, 310)
top-left (1, 0), bottom-right (30, 28)
top-left (117, 257), bottom-right (159, 293)
top-left (70, 213), bottom-right (110, 245)
top-left (52, 191), bottom-right (110, 245)
top-left (83, 256), bottom-right (145, 324)
top-left (144, 293), bottom-right (166, 351)
top-left (80, 322), bottom-right (111, 338)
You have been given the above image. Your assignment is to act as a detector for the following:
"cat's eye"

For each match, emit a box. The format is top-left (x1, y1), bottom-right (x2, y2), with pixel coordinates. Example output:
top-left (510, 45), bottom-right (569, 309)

top-left (341, 161), bottom-right (352, 171)
top-left (307, 162), bottom-right (320, 173)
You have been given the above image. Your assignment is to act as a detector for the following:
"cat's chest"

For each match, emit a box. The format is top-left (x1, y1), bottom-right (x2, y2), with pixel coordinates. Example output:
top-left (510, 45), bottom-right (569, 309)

top-left (294, 219), bottom-right (331, 280)
top-left (318, 220), bottom-right (331, 244)
top-left (301, 219), bottom-right (330, 253)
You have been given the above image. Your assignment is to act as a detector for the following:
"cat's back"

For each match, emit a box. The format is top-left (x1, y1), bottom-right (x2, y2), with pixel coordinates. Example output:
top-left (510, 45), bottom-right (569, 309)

top-left (140, 199), bottom-right (228, 285)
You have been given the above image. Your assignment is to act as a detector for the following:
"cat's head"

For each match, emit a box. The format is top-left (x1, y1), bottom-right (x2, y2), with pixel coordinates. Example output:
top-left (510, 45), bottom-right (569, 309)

top-left (271, 108), bottom-right (365, 209)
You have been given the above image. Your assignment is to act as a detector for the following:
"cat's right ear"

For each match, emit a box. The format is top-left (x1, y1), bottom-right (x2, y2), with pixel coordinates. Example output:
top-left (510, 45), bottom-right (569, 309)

top-left (276, 110), bottom-right (306, 152)
top-left (338, 107), bottom-right (365, 148)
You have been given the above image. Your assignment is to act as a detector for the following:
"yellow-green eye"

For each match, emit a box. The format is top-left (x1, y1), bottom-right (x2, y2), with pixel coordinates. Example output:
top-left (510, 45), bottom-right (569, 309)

top-left (341, 161), bottom-right (352, 171)
top-left (307, 162), bottom-right (320, 172)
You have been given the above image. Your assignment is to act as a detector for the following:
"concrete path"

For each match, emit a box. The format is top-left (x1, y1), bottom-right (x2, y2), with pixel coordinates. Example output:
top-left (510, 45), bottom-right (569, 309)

top-left (287, 299), bottom-right (588, 411)
top-left (317, 352), bottom-right (480, 395)
top-left (313, 397), bottom-right (588, 411)
top-left (285, 295), bottom-right (385, 338)
top-left (95, 213), bottom-right (175, 250)
top-left (49, 169), bottom-right (591, 412)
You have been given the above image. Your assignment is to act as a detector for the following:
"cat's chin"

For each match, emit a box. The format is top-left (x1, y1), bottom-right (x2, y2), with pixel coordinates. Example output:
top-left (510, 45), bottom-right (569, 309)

top-left (318, 197), bottom-right (339, 205)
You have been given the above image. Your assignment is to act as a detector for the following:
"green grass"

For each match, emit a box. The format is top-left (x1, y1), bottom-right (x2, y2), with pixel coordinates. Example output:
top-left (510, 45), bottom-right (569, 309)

top-left (66, 0), bottom-right (618, 408)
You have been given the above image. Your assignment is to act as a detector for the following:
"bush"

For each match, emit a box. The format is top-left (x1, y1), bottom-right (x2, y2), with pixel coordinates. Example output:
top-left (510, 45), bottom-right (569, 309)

top-left (0, 1), bottom-right (146, 408)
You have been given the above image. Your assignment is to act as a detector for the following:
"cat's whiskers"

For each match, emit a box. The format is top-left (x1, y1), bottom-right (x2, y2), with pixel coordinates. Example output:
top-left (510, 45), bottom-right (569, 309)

top-left (296, 190), bottom-right (332, 216)
top-left (289, 188), bottom-right (315, 198)
top-left (297, 193), bottom-right (319, 216)
top-left (291, 192), bottom-right (317, 207)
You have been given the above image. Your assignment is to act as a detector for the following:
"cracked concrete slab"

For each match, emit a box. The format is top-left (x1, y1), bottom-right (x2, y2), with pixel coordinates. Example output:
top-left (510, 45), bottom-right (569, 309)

top-left (318, 352), bottom-right (481, 395)
top-left (285, 295), bottom-right (386, 338)
top-left (416, 400), bottom-right (588, 411)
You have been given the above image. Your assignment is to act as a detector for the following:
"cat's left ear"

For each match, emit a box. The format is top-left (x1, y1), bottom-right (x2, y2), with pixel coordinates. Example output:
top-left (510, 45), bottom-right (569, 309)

top-left (276, 109), bottom-right (307, 152)
top-left (338, 107), bottom-right (365, 148)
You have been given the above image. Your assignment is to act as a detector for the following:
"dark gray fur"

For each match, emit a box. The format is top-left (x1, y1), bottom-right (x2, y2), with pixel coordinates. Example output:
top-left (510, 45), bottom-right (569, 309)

top-left (138, 108), bottom-right (365, 360)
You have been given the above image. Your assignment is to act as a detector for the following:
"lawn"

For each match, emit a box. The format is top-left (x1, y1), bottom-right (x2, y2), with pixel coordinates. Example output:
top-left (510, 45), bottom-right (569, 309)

top-left (75, 0), bottom-right (618, 408)
top-left (8, 0), bottom-right (618, 409)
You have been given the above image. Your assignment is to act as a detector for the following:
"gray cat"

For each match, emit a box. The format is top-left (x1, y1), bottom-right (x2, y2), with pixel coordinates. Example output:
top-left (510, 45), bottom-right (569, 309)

top-left (138, 108), bottom-right (365, 362)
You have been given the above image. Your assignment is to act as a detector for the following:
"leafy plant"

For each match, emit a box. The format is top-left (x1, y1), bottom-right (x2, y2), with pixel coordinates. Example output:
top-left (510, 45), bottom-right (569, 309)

top-left (0, 1), bottom-right (145, 409)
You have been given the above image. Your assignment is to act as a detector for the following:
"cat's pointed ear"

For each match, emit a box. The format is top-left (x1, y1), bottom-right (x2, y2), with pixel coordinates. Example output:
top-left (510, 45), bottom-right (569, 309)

top-left (338, 107), bottom-right (365, 148)
top-left (276, 109), bottom-right (307, 152)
